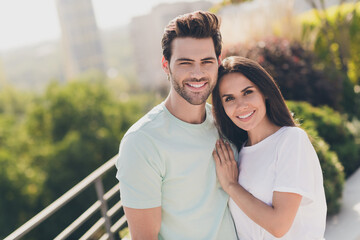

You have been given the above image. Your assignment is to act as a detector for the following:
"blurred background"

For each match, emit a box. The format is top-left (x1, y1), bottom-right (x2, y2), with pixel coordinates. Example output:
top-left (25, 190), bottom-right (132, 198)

top-left (0, 0), bottom-right (359, 239)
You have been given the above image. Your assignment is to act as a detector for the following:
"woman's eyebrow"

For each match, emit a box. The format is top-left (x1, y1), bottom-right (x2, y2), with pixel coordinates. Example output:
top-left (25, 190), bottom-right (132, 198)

top-left (221, 93), bottom-right (233, 98)
top-left (241, 86), bottom-right (254, 92)
top-left (221, 85), bottom-right (255, 98)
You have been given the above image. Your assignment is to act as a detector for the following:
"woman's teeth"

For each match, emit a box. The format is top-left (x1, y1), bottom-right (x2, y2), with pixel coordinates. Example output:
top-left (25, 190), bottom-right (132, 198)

top-left (238, 111), bottom-right (254, 119)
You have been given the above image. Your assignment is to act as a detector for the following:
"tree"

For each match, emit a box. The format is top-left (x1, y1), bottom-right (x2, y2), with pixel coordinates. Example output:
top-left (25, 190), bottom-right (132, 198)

top-left (0, 88), bottom-right (42, 238)
top-left (302, 0), bottom-right (360, 117)
top-left (1, 79), bottom-right (159, 238)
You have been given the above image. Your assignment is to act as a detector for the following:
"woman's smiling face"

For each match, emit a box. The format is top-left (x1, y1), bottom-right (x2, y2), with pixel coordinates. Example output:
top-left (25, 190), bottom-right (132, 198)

top-left (219, 72), bottom-right (268, 133)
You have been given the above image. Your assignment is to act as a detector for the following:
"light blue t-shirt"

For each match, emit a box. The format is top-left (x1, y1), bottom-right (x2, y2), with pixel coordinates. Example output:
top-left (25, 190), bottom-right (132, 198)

top-left (116, 102), bottom-right (237, 240)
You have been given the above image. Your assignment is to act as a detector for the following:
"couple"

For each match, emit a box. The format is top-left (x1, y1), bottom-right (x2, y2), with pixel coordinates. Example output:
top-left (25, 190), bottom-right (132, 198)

top-left (116, 11), bottom-right (327, 240)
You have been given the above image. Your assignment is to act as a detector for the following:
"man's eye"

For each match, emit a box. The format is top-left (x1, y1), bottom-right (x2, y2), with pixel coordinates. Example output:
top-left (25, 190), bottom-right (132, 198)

top-left (203, 61), bottom-right (213, 64)
top-left (180, 62), bottom-right (190, 65)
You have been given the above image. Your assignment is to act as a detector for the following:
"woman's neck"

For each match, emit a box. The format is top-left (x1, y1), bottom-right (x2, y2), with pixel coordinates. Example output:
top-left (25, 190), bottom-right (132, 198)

top-left (246, 118), bottom-right (281, 146)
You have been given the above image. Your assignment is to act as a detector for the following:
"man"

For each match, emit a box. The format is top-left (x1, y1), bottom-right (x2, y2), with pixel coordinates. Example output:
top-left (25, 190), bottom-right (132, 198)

top-left (116, 11), bottom-right (237, 240)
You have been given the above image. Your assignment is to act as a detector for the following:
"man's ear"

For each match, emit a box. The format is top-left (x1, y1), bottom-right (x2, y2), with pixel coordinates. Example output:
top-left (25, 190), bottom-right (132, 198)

top-left (217, 55), bottom-right (222, 65)
top-left (162, 56), bottom-right (170, 74)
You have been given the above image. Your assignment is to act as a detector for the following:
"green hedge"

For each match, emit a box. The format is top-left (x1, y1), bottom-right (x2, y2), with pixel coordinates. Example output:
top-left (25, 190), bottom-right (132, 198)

top-left (288, 101), bottom-right (360, 177)
top-left (307, 130), bottom-right (344, 215)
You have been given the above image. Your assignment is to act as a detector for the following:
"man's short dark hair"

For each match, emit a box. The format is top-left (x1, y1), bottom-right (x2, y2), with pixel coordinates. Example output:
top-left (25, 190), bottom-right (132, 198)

top-left (161, 11), bottom-right (222, 61)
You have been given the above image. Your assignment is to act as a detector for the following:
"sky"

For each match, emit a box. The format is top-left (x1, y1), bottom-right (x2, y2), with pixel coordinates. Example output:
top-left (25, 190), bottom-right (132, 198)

top-left (0, 0), bottom-right (219, 51)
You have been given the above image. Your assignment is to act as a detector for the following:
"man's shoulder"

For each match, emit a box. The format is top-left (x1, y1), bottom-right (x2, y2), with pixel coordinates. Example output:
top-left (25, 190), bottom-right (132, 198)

top-left (124, 103), bottom-right (167, 139)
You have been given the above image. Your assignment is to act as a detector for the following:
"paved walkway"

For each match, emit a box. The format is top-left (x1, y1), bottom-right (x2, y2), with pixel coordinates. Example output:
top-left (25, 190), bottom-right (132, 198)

top-left (325, 168), bottom-right (360, 240)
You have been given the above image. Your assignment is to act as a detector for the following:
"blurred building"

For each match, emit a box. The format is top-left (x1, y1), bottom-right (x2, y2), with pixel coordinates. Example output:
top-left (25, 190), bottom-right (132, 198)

top-left (130, 1), bottom-right (212, 90)
top-left (56, 0), bottom-right (105, 80)
top-left (218, 0), bottom-right (296, 46)
top-left (218, 0), bottom-right (350, 48)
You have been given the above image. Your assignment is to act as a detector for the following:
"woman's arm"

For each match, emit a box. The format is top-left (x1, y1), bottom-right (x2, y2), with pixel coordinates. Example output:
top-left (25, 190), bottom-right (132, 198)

top-left (213, 140), bottom-right (302, 238)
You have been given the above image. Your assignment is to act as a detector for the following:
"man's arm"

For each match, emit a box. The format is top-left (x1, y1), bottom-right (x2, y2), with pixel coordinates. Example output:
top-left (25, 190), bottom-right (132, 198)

top-left (124, 206), bottom-right (161, 240)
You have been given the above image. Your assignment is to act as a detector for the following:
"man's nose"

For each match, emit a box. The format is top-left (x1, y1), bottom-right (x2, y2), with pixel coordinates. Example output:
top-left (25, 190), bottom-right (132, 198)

top-left (190, 64), bottom-right (205, 79)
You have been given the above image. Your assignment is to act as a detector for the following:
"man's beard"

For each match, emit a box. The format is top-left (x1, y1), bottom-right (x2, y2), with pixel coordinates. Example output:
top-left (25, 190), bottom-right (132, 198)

top-left (170, 75), bottom-right (214, 105)
top-left (168, 66), bottom-right (216, 105)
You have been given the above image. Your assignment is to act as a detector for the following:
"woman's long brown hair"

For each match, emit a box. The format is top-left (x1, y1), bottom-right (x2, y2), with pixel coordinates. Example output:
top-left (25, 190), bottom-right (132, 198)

top-left (212, 56), bottom-right (296, 150)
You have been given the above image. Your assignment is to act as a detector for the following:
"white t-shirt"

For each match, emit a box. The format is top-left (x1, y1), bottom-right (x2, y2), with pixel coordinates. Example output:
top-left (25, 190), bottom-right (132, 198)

top-left (229, 126), bottom-right (327, 240)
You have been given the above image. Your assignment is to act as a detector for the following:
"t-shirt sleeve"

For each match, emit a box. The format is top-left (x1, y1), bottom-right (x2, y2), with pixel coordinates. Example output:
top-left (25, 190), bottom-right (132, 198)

top-left (115, 132), bottom-right (163, 209)
top-left (273, 128), bottom-right (320, 205)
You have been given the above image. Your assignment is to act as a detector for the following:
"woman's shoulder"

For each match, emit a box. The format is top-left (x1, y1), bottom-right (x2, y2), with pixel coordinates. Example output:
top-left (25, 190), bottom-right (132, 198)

top-left (275, 126), bottom-right (316, 159)
top-left (277, 126), bottom-right (309, 142)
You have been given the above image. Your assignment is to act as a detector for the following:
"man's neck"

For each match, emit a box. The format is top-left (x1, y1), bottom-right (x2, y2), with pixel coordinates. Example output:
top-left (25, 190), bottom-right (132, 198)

top-left (164, 92), bottom-right (207, 124)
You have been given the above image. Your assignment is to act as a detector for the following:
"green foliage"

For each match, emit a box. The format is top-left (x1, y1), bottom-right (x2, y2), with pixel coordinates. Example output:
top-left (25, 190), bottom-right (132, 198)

top-left (0, 88), bottom-right (44, 237)
top-left (223, 38), bottom-right (341, 109)
top-left (119, 227), bottom-right (130, 239)
top-left (300, 2), bottom-right (360, 118)
top-left (308, 131), bottom-right (344, 215)
top-left (23, 81), bottom-right (146, 238)
top-left (0, 78), bottom-right (160, 238)
top-left (287, 101), bottom-right (346, 214)
top-left (288, 101), bottom-right (359, 177)
top-left (0, 86), bottom-right (33, 116)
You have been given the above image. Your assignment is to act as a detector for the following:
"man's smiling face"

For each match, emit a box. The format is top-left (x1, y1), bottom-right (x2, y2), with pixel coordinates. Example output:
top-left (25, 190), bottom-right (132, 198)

top-left (163, 37), bottom-right (219, 105)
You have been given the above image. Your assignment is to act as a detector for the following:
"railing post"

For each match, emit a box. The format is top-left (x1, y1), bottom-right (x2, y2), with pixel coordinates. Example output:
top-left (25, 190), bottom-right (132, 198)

top-left (95, 177), bottom-right (115, 240)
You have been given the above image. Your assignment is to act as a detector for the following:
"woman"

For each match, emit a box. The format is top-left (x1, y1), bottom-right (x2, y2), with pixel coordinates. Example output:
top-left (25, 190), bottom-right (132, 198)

top-left (212, 56), bottom-right (327, 239)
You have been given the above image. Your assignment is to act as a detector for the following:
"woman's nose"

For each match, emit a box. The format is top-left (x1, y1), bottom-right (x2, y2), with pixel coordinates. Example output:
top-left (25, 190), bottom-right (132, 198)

top-left (235, 98), bottom-right (248, 111)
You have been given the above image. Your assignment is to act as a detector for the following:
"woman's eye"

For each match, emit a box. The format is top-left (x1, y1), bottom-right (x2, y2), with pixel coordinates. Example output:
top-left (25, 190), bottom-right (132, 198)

top-left (244, 90), bottom-right (253, 96)
top-left (225, 97), bottom-right (234, 102)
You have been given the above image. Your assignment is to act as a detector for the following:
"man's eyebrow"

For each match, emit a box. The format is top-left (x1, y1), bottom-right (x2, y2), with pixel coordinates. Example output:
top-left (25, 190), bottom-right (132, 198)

top-left (175, 57), bottom-right (217, 62)
top-left (201, 57), bottom-right (217, 61)
top-left (175, 58), bottom-right (194, 62)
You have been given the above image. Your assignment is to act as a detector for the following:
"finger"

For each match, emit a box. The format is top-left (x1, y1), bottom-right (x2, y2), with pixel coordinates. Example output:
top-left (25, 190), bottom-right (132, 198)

top-left (212, 149), bottom-right (221, 166)
top-left (225, 142), bottom-right (236, 162)
top-left (219, 139), bottom-right (231, 162)
top-left (216, 140), bottom-right (226, 163)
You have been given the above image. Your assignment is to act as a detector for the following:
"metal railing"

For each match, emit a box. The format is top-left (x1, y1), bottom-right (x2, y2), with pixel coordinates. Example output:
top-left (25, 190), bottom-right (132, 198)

top-left (5, 155), bottom-right (127, 240)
